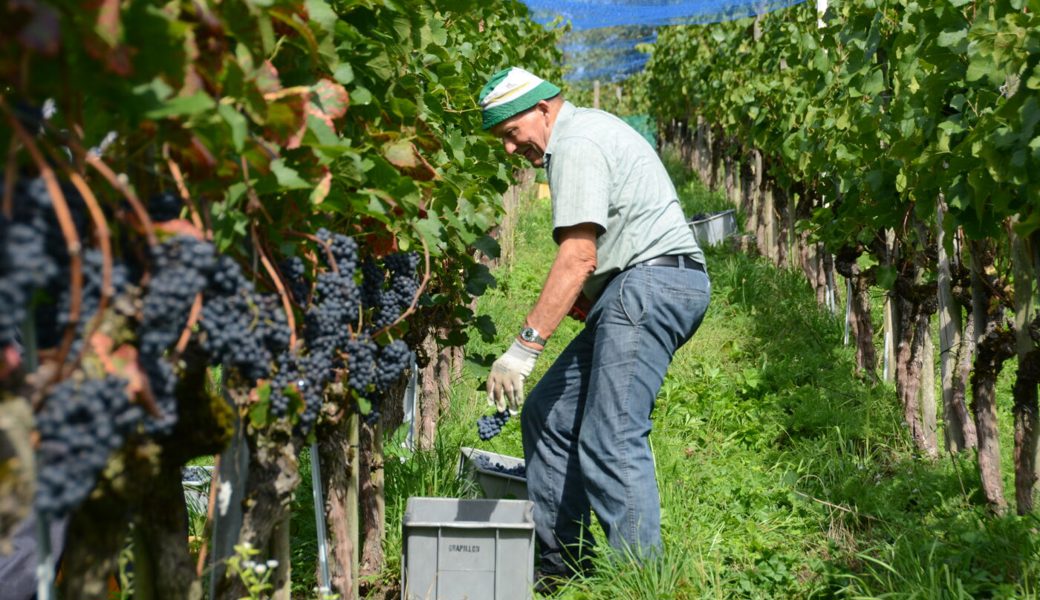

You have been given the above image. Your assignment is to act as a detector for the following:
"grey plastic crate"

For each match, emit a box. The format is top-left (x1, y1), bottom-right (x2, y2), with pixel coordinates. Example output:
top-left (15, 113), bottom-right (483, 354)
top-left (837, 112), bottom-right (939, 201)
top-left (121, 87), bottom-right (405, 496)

top-left (402, 497), bottom-right (535, 600)
top-left (457, 447), bottom-right (528, 500)
top-left (689, 209), bottom-right (737, 246)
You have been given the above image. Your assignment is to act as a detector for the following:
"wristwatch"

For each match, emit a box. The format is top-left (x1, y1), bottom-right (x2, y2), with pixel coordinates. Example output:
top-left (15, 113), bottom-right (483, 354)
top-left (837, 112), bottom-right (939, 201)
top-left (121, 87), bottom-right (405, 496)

top-left (518, 326), bottom-right (547, 346)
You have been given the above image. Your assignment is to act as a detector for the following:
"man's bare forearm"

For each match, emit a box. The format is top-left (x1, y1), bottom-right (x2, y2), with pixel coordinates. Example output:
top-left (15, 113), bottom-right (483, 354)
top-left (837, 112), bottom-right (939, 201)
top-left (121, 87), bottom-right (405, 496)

top-left (523, 224), bottom-right (598, 347)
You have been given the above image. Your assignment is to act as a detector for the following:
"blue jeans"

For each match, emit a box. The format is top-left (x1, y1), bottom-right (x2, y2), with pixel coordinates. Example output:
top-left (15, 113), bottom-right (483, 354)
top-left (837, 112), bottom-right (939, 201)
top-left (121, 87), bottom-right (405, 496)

top-left (520, 261), bottom-right (710, 575)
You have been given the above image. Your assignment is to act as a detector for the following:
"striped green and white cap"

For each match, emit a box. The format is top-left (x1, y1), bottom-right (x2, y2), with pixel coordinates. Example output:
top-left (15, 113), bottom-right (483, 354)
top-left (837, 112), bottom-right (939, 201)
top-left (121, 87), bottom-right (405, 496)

top-left (479, 67), bottom-right (561, 130)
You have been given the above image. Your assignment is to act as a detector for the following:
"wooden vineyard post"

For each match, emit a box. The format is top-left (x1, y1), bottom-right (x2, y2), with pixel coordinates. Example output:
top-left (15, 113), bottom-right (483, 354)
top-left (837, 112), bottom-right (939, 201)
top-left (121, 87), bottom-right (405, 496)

top-left (937, 200), bottom-right (975, 453)
top-left (593, 80), bottom-right (600, 109)
top-left (824, 253), bottom-right (838, 315)
top-left (921, 322), bottom-right (938, 455)
top-left (311, 439), bottom-right (333, 595)
top-left (882, 230), bottom-right (897, 383)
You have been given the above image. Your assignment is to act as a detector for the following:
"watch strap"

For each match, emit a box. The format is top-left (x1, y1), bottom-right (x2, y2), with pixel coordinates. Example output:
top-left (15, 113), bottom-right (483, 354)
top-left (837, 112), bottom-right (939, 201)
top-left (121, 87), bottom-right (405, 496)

top-left (519, 326), bottom-right (547, 346)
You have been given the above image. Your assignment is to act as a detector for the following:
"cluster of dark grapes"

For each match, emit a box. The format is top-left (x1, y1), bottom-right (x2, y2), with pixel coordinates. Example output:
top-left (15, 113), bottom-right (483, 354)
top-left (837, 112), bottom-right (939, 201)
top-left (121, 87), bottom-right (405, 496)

top-left (477, 410), bottom-right (512, 441)
top-left (268, 350), bottom-right (326, 429)
top-left (343, 335), bottom-right (377, 395)
top-left (49, 248), bottom-right (131, 356)
top-left (375, 339), bottom-right (412, 390)
top-left (265, 230), bottom-right (420, 431)
top-left (1, 170), bottom-right (432, 526)
top-left (370, 252), bottom-right (420, 330)
top-left (147, 190), bottom-right (184, 222)
top-left (34, 375), bottom-right (143, 517)
top-left (268, 230), bottom-right (364, 431)
top-left (280, 256), bottom-right (310, 306)
top-left (324, 228), bottom-right (359, 273)
top-left (200, 255), bottom-right (290, 384)
top-left (139, 236), bottom-right (216, 435)
top-left (355, 252), bottom-right (419, 420)
top-left (268, 352), bottom-right (303, 416)
top-left (3, 176), bottom-right (135, 356)
top-left (0, 176), bottom-right (67, 348)
top-left (473, 453), bottom-right (526, 478)
top-left (359, 258), bottom-right (384, 309)
top-left (305, 271), bottom-right (360, 351)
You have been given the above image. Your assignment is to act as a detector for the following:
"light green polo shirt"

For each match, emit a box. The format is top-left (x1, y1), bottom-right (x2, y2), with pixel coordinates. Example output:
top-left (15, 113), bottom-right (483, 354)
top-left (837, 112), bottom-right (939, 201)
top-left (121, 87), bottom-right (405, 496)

top-left (544, 101), bottom-right (705, 299)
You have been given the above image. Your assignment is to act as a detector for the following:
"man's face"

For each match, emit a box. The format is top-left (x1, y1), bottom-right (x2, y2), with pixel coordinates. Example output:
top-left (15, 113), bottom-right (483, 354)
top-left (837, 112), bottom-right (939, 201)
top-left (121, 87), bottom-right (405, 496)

top-left (491, 103), bottom-right (551, 167)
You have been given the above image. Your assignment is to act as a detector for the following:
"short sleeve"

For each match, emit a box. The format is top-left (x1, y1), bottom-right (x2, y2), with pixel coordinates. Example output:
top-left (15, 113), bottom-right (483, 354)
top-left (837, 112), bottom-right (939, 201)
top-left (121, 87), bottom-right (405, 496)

top-left (547, 136), bottom-right (610, 242)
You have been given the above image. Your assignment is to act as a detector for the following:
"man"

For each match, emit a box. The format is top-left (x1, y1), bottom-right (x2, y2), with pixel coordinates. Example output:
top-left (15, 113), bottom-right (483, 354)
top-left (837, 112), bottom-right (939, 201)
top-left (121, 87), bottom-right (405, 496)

top-left (480, 66), bottom-right (711, 586)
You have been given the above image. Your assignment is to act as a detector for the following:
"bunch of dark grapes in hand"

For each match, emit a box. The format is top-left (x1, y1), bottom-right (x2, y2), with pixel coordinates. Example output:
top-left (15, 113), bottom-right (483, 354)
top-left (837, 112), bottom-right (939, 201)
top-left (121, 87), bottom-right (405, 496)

top-left (35, 375), bottom-right (143, 517)
top-left (477, 410), bottom-right (511, 441)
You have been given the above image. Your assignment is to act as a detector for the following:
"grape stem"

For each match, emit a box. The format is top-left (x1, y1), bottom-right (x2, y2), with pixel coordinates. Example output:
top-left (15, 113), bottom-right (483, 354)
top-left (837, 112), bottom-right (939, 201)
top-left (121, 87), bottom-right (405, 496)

top-left (68, 136), bottom-right (159, 247)
top-left (163, 145), bottom-right (208, 234)
top-left (251, 224), bottom-right (299, 350)
top-left (174, 293), bottom-right (204, 355)
top-left (61, 168), bottom-right (115, 376)
top-left (286, 229), bottom-right (340, 275)
top-left (371, 233), bottom-right (431, 339)
top-left (35, 138), bottom-right (118, 376)
top-left (1, 97), bottom-right (85, 385)
top-left (239, 156), bottom-right (273, 223)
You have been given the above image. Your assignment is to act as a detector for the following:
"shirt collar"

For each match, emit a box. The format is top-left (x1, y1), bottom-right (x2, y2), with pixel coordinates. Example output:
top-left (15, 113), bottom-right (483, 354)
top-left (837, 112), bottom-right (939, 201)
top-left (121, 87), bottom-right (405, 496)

top-left (544, 101), bottom-right (576, 167)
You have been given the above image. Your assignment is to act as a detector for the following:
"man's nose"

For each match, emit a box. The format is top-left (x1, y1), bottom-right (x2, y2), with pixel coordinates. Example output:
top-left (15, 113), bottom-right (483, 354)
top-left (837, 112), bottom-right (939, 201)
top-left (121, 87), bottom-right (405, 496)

top-left (503, 140), bottom-right (517, 154)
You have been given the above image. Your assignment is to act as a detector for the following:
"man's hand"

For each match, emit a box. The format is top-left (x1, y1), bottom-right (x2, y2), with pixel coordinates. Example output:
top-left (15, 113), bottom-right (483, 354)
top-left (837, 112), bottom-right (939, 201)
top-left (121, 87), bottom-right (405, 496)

top-left (487, 340), bottom-right (541, 412)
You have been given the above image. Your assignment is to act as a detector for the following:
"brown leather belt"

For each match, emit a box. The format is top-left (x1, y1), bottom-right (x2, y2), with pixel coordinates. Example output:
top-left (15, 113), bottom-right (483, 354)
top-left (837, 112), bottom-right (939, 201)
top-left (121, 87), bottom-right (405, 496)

top-left (639, 254), bottom-right (706, 273)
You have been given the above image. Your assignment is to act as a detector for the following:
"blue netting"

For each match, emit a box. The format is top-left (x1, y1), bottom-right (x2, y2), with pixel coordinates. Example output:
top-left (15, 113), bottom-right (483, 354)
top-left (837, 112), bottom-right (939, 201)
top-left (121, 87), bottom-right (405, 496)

top-left (521, 0), bottom-right (809, 81)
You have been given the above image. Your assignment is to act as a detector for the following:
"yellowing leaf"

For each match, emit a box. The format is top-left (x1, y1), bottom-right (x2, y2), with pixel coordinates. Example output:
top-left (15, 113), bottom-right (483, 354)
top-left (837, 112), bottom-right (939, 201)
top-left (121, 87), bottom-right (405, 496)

top-left (384, 140), bottom-right (419, 169)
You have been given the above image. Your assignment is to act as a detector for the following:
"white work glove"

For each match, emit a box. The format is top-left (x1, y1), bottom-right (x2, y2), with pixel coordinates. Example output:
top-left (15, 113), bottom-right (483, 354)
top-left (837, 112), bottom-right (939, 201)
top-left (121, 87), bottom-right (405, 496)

top-left (486, 340), bottom-right (542, 412)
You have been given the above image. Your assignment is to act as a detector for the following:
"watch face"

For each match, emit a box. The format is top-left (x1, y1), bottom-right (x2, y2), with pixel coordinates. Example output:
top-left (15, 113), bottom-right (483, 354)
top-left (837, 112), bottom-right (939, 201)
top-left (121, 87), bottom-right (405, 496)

top-left (521, 327), bottom-right (537, 342)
